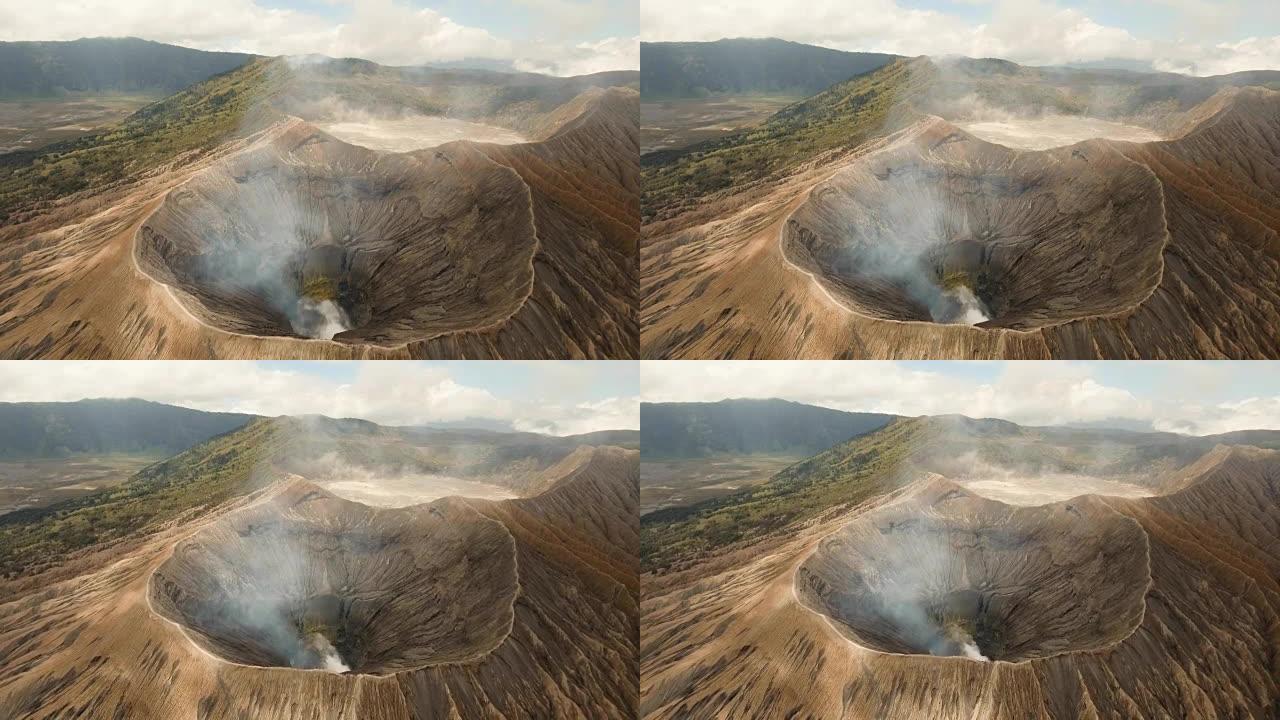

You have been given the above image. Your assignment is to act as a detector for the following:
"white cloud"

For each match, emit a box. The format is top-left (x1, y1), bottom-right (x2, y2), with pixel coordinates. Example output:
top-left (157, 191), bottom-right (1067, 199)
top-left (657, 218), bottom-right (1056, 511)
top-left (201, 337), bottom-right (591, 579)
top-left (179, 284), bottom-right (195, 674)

top-left (0, 361), bottom-right (638, 436)
top-left (1153, 396), bottom-right (1280, 435)
top-left (514, 36), bottom-right (640, 76)
top-left (639, 361), bottom-right (1280, 436)
top-left (640, 0), bottom-right (1280, 75)
top-left (0, 0), bottom-right (637, 76)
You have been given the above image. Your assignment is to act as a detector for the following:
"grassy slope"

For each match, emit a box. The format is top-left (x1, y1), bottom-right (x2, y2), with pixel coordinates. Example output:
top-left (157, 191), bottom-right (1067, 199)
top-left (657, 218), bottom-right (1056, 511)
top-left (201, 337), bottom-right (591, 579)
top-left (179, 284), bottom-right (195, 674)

top-left (0, 57), bottom-right (279, 221)
top-left (641, 417), bottom-right (927, 573)
top-left (641, 57), bottom-right (930, 221)
top-left (0, 418), bottom-right (281, 580)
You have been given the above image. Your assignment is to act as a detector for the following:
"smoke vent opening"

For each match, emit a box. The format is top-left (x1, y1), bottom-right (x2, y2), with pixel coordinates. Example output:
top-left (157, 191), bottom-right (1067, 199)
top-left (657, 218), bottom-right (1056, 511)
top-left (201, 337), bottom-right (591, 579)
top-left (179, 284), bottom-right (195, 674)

top-left (135, 127), bottom-right (537, 346)
top-left (149, 485), bottom-right (518, 675)
top-left (795, 489), bottom-right (1150, 663)
top-left (782, 137), bottom-right (1167, 331)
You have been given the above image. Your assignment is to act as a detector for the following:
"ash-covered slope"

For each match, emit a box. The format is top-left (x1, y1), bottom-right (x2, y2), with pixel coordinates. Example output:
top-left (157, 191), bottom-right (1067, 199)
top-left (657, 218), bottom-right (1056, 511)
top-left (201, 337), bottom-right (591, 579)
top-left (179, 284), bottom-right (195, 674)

top-left (641, 418), bottom-right (1280, 718)
top-left (0, 423), bottom-right (639, 718)
top-left (642, 57), bottom-right (1280, 359)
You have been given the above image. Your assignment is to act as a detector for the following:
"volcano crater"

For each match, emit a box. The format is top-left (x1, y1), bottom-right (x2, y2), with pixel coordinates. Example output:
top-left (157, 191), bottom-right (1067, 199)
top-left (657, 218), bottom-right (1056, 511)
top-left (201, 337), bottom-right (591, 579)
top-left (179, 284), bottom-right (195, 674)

top-left (796, 484), bottom-right (1150, 662)
top-left (782, 131), bottom-right (1167, 330)
top-left (149, 482), bottom-right (518, 675)
top-left (136, 125), bottom-right (537, 345)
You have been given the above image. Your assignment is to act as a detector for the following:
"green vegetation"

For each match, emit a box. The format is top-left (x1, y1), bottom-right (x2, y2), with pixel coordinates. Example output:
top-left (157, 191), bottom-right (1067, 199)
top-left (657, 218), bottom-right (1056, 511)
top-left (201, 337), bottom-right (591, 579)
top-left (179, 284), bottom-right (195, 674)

top-left (642, 58), bottom-right (930, 220)
top-left (0, 57), bottom-right (278, 220)
top-left (641, 417), bottom-right (927, 573)
top-left (0, 418), bottom-right (281, 580)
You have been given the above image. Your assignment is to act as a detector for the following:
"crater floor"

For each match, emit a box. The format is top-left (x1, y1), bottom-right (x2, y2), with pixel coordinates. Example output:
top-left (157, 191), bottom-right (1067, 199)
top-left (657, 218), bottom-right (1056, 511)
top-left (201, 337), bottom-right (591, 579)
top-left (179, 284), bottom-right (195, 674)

top-left (782, 121), bottom-right (1167, 330)
top-left (957, 115), bottom-right (1164, 151)
top-left (315, 116), bottom-right (527, 153)
top-left (796, 479), bottom-right (1150, 662)
top-left (149, 481), bottom-right (518, 675)
top-left (136, 123), bottom-right (537, 345)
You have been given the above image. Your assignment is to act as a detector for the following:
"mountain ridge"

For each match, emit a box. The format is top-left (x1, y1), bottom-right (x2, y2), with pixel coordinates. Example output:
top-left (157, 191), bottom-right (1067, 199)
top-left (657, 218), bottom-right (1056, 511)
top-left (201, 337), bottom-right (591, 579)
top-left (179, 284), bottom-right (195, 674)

top-left (0, 37), bottom-right (255, 98)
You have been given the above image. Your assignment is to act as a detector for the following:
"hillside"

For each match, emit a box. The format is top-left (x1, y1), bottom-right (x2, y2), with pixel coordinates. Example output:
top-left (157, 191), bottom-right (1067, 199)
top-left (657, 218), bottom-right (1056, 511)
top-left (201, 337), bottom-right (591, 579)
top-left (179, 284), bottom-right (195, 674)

top-left (0, 416), bottom-right (281, 581)
top-left (0, 55), bottom-right (278, 220)
top-left (641, 38), bottom-right (897, 99)
top-left (640, 398), bottom-right (893, 458)
top-left (0, 398), bottom-right (253, 459)
top-left (0, 38), bottom-right (254, 97)
top-left (642, 56), bottom-right (927, 219)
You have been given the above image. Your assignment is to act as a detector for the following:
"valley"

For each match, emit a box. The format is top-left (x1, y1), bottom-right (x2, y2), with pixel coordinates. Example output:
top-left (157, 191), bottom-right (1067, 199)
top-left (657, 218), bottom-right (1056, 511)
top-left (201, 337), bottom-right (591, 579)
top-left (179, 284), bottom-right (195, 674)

top-left (640, 454), bottom-right (798, 514)
top-left (641, 95), bottom-right (798, 154)
top-left (0, 95), bottom-right (160, 154)
top-left (0, 454), bottom-right (160, 515)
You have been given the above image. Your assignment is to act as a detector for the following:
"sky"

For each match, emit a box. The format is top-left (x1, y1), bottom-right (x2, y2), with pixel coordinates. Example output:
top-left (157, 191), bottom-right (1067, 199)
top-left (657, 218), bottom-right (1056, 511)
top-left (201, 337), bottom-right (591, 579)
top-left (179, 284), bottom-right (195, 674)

top-left (0, 361), bottom-right (640, 436)
top-left (640, 361), bottom-right (1280, 436)
top-left (0, 0), bottom-right (638, 76)
top-left (6, 360), bottom-right (1280, 437)
top-left (641, 0), bottom-right (1280, 75)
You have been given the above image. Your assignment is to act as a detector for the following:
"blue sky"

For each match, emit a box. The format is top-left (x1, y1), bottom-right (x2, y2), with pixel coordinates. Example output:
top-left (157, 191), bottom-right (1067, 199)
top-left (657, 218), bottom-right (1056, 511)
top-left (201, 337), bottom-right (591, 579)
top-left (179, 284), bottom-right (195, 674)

top-left (642, 361), bottom-right (1280, 435)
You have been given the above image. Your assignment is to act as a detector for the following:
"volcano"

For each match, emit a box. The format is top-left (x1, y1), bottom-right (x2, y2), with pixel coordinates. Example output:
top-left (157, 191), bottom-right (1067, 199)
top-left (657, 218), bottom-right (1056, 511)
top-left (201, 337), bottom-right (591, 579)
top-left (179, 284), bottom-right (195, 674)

top-left (641, 54), bottom-right (1280, 359)
top-left (0, 415), bottom-right (640, 719)
top-left (641, 416), bottom-right (1280, 718)
top-left (0, 56), bottom-right (639, 359)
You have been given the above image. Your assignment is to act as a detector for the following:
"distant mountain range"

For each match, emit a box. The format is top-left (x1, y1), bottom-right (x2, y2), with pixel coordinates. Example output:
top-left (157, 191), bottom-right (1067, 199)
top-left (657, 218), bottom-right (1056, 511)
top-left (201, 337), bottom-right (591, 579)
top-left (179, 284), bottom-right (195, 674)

top-left (0, 398), bottom-right (254, 459)
top-left (641, 38), bottom-right (898, 99)
top-left (640, 398), bottom-right (894, 458)
top-left (0, 37), bottom-right (255, 97)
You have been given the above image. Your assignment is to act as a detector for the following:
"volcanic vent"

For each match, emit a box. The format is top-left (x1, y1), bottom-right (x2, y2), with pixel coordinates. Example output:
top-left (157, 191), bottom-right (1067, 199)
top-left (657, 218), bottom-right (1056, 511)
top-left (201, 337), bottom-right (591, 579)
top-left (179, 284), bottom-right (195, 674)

top-left (796, 479), bottom-right (1150, 662)
top-left (149, 481), bottom-right (518, 675)
top-left (782, 122), bottom-right (1168, 330)
top-left (136, 123), bottom-right (537, 345)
